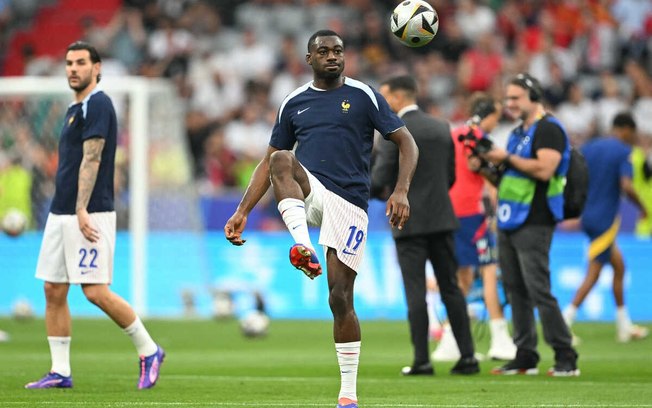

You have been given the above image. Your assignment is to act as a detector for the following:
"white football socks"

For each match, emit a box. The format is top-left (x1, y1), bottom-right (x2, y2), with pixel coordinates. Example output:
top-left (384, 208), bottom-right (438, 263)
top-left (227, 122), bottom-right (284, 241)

top-left (48, 336), bottom-right (71, 377)
top-left (616, 306), bottom-right (632, 329)
top-left (277, 198), bottom-right (314, 250)
top-left (336, 341), bottom-right (360, 403)
top-left (123, 317), bottom-right (158, 357)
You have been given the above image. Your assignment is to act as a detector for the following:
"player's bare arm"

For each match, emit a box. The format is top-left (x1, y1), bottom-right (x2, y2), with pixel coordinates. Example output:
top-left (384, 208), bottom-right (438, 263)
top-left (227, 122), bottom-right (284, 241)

top-left (76, 137), bottom-right (104, 243)
top-left (224, 145), bottom-right (278, 245)
top-left (386, 126), bottom-right (418, 230)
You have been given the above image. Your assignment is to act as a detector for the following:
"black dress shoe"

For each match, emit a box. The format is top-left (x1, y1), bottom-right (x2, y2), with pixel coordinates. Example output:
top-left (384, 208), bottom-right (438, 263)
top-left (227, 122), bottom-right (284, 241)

top-left (401, 362), bottom-right (434, 376)
top-left (450, 356), bottom-right (480, 375)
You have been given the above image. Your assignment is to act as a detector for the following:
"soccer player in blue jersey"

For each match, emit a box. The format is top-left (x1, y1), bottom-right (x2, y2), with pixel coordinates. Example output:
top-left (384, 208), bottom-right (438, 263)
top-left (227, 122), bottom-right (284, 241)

top-left (224, 30), bottom-right (418, 408)
top-left (563, 112), bottom-right (649, 343)
top-left (25, 42), bottom-right (164, 390)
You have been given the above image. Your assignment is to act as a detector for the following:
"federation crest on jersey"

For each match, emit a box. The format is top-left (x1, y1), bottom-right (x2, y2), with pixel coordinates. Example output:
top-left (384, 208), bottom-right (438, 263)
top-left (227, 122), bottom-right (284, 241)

top-left (341, 100), bottom-right (350, 113)
top-left (68, 115), bottom-right (75, 126)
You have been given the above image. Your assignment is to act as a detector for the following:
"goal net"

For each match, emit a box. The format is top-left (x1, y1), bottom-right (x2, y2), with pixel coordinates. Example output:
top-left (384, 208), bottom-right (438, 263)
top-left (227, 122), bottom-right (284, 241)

top-left (0, 76), bottom-right (201, 314)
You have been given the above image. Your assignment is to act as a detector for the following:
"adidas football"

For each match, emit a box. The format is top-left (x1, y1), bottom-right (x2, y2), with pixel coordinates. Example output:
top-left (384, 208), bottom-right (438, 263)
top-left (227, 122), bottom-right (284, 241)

top-left (2, 208), bottom-right (27, 237)
top-left (240, 310), bottom-right (270, 338)
top-left (390, 0), bottom-right (439, 47)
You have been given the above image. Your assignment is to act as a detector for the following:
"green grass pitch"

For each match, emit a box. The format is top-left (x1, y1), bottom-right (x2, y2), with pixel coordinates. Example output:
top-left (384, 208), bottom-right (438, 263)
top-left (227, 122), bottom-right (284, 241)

top-left (0, 318), bottom-right (650, 407)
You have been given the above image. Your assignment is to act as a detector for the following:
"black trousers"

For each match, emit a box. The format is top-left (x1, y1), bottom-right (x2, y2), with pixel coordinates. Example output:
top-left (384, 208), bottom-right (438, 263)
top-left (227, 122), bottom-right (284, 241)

top-left (498, 225), bottom-right (574, 357)
top-left (395, 231), bottom-right (475, 365)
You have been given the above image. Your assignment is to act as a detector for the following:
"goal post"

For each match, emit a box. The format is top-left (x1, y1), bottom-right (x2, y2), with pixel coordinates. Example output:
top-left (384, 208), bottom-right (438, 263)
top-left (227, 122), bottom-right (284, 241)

top-left (0, 76), bottom-right (196, 316)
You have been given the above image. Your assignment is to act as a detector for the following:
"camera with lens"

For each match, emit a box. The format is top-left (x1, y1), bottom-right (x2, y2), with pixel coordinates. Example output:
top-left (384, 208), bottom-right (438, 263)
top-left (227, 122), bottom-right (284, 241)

top-left (457, 128), bottom-right (494, 156)
top-left (457, 96), bottom-right (498, 172)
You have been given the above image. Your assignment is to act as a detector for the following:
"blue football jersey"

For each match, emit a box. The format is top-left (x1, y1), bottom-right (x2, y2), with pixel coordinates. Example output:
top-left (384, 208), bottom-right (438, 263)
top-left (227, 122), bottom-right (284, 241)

top-left (50, 89), bottom-right (117, 214)
top-left (270, 77), bottom-right (404, 211)
top-left (580, 136), bottom-right (633, 231)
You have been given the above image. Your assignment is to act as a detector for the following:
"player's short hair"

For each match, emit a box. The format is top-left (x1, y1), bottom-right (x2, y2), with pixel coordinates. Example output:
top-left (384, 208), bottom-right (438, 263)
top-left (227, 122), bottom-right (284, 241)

top-left (612, 111), bottom-right (636, 130)
top-left (66, 41), bottom-right (102, 83)
top-left (307, 29), bottom-right (343, 52)
top-left (380, 75), bottom-right (418, 98)
top-left (67, 41), bottom-right (102, 63)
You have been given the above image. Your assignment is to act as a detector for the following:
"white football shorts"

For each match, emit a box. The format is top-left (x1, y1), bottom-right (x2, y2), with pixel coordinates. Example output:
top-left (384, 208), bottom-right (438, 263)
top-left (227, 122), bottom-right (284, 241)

top-left (35, 212), bottom-right (116, 284)
top-left (303, 167), bottom-right (368, 273)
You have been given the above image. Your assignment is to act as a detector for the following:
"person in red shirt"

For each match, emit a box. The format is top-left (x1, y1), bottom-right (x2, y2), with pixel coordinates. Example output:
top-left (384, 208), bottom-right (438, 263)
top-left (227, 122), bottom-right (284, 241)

top-left (432, 93), bottom-right (517, 362)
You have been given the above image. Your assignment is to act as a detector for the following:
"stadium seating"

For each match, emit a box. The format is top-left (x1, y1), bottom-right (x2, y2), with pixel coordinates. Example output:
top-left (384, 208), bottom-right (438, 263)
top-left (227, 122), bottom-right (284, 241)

top-left (3, 0), bottom-right (120, 75)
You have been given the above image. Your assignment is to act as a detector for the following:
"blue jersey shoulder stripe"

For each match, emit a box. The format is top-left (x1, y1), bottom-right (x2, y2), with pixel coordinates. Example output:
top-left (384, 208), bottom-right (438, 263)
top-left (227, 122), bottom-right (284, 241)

top-left (278, 81), bottom-right (312, 123)
top-left (344, 77), bottom-right (379, 110)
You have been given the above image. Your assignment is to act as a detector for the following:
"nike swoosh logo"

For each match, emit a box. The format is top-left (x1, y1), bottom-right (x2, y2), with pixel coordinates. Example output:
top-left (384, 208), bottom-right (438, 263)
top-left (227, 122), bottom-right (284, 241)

top-left (342, 249), bottom-right (356, 255)
top-left (297, 107), bottom-right (310, 115)
top-left (80, 270), bottom-right (93, 275)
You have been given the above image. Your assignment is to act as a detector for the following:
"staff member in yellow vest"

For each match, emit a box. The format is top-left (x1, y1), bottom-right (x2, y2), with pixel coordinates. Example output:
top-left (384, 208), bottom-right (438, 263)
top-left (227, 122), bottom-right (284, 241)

top-left (632, 131), bottom-right (652, 236)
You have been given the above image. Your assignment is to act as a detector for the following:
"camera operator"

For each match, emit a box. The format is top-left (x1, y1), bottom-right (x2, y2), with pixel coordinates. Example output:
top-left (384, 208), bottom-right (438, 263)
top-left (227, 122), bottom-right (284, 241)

top-left (476, 73), bottom-right (579, 377)
top-left (433, 93), bottom-right (517, 362)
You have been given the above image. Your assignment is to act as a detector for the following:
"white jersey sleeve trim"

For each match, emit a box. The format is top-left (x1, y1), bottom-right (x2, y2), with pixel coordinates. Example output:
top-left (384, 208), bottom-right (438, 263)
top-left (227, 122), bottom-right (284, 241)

top-left (277, 81), bottom-right (312, 123)
top-left (80, 88), bottom-right (101, 119)
top-left (344, 77), bottom-right (379, 110)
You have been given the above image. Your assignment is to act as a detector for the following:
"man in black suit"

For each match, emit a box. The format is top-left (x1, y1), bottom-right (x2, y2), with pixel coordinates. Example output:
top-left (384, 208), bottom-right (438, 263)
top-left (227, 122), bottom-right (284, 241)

top-left (371, 75), bottom-right (479, 376)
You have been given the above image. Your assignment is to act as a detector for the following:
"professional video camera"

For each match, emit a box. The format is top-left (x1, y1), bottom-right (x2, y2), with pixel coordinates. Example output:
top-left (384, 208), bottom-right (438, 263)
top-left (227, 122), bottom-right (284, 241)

top-left (457, 96), bottom-right (497, 155)
top-left (457, 125), bottom-right (494, 156)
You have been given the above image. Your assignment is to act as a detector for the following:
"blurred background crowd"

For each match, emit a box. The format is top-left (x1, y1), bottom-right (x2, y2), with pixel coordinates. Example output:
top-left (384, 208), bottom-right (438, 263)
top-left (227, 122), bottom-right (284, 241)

top-left (0, 0), bottom-right (652, 232)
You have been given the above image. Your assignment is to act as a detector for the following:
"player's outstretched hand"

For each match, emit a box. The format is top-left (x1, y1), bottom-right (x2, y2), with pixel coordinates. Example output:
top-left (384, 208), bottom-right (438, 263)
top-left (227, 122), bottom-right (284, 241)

top-left (386, 191), bottom-right (410, 230)
top-left (224, 212), bottom-right (248, 246)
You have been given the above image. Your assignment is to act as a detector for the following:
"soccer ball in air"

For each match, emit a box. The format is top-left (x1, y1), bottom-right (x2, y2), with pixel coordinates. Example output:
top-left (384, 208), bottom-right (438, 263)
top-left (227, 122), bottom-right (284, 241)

top-left (390, 0), bottom-right (439, 47)
top-left (2, 208), bottom-right (27, 237)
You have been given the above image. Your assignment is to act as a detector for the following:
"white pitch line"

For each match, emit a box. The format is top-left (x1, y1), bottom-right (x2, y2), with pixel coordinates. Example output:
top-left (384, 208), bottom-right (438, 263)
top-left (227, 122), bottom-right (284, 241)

top-left (2, 403), bottom-right (652, 407)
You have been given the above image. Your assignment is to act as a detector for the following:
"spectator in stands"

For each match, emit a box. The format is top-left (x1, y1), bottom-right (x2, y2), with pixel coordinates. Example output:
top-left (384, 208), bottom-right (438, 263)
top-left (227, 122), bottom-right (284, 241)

top-left (457, 35), bottom-right (503, 93)
top-left (21, 43), bottom-right (54, 76)
top-left (147, 16), bottom-right (194, 78)
top-left (594, 72), bottom-right (629, 135)
top-left (224, 102), bottom-right (274, 163)
top-left (528, 33), bottom-right (578, 89)
top-left (575, 3), bottom-right (618, 74)
top-left (435, 18), bottom-right (470, 64)
top-left (563, 112), bottom-right (649, 343)
top-left (199, 125), bottom-right (237, 193)
top-left (96, 7), bottom-right (148, 73)
top-left (555, 82), bottom-right (596, 147)
top-left (611, 0), bottom-right (652, 62)
top-left (625, 60), bottom-right (652, 136)
top-left (454, 0), bottom-right (496, 43)
top-left (541, 61), bottom-right (571, 109)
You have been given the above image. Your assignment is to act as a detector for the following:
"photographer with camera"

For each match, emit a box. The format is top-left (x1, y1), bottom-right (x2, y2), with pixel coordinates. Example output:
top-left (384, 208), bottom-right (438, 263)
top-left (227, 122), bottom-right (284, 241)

top-left (432, 93), bottom-right (517, 362)
top-left (475, 73), bottom-right (579, 377)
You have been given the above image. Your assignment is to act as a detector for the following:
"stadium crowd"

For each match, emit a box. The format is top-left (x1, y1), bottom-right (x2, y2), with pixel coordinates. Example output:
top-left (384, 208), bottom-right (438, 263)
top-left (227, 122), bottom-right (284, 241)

top-left (1, 0), bottom-right (652, 231)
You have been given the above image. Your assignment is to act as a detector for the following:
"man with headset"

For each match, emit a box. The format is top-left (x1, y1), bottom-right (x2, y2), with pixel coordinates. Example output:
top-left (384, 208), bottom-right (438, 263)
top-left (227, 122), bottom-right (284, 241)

top-left (476, 73), bottom-right (580, 377)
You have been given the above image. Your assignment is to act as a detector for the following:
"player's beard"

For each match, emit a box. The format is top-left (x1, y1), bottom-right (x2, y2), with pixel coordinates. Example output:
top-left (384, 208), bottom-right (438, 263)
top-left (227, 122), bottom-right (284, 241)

top-left (68, 74), bottom-right (92, 93)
